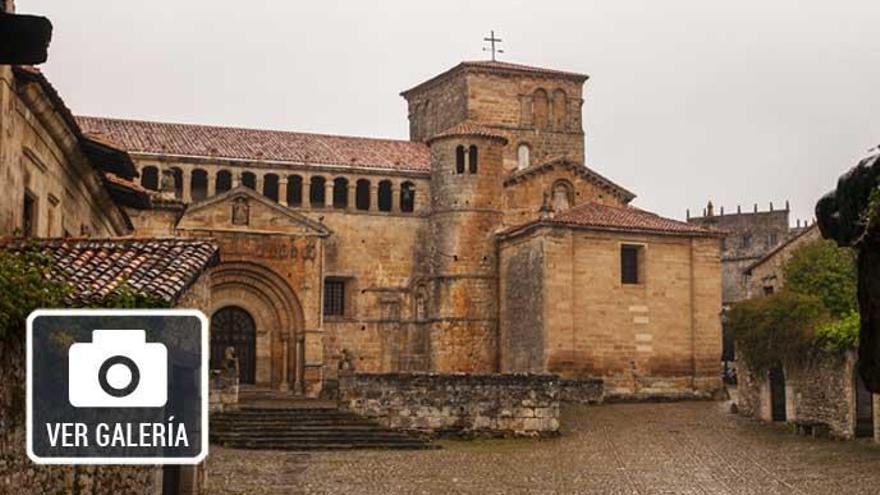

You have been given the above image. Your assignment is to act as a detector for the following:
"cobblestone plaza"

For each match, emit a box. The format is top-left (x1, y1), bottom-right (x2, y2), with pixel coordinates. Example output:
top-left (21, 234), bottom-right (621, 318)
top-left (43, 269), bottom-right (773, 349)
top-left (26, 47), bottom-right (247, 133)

top-left (208, 401), bottom-right (880, 494)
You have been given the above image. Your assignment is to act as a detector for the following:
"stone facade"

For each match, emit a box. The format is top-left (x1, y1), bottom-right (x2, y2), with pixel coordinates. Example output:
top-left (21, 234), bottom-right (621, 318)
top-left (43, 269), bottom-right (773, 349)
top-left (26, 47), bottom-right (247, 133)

top-left (743, 224), bottom-right (821, 298)
top-left (338, 372), bottom-right (559, 437)
top-left (0, 66), bottom-right (131, 239)
top-left (68, 60), bottom-right (723, 400)
top-left (498, 225), bottom-right (723, 398)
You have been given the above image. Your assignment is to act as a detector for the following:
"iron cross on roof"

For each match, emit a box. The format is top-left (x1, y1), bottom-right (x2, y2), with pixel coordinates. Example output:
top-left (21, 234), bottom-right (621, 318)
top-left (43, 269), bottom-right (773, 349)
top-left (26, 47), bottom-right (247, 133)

top-left (483, 30), bottom-right (504, 61)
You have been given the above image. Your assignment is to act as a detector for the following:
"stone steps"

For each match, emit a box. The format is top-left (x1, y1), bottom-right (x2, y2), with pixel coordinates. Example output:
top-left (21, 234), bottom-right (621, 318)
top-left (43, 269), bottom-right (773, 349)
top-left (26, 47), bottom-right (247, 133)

top-left (211, 405), bottom-right (435, 451)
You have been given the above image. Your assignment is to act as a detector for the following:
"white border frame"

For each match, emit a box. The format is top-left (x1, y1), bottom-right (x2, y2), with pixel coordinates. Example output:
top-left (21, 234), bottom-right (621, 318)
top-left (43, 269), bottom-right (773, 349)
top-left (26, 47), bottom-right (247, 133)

top-left (26, 309), bottom-right (210, 465)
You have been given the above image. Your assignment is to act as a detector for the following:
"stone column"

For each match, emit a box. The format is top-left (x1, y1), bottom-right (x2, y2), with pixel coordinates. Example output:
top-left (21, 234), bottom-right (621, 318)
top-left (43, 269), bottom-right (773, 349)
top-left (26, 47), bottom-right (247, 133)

top-left (346, 178), bottom-right (356, 210)
top-left (255, 173), bottom-right (265, 197)
top-left (391, 182), bottom-right (401, 214)
top-left (278, 178), bottom-right (288, 206)
top-left (371, 184), bottom-right (380, 212)
top-left (232, 170), bottom-right (241, 188)
top-left (279, 333), bottom-right (290, 391)
top-left (181, 168), bottom-right (192, 203)
top-left (294, 335), bottom-right (305, 396)
top-left (301, 175), bottom-right (311, 210)
top-left (207, 173), bottom-right (216, 198)
top-left (324, 180), bottom-right (334, 209)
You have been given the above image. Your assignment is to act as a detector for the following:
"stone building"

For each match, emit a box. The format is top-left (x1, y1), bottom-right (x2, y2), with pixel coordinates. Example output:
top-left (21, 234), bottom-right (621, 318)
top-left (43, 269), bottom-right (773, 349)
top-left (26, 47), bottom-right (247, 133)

top-left (75, 60), bottom-right (724, 398)
top-left (0, 65), bottom-right (135, 238)
top-left (687, 201), bottom-right (799, 306)
top-left (743, 224), bottom-right (821, 298)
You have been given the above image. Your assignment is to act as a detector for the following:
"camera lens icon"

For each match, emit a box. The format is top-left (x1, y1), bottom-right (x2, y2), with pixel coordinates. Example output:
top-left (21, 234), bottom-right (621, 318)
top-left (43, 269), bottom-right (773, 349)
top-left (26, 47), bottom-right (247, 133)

top-left (68, 330), bottom-right (167, 408)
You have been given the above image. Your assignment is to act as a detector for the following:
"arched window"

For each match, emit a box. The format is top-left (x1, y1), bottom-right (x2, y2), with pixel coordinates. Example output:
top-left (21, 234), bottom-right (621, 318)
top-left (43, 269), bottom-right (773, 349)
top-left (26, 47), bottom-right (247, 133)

top-left (141, 166), bottom-right (159, 191)
top-left (216, 170), bottom-right (232, 194)
top-left (191, 169), bottom-right (208, 201)
top-left (333, 177), bottom-right (349, 209)
top-left (287, 175), bottom-right (302, 206)
top-left (170, 167), bottom-right (184, 198)
top-left (377, 180), bottom-right (392, 212)
top-left (400, 181), bottom-right (415, 213)
top-left (241, 171), bottom-right (256, 190)
top-left (468, 145), bottom-right (478, 174)
top-left (552, 89), bottom-right (567, 130)
top-left (551, 180), bottom-right (574, 211)
top-left (455, 145), bottom-right (466, 174)
top-left (263, 173), bottom-right (279, 202)
top-left (310, 176), bottom-right (326, 207)
top-left (517, 144), bottom-right (530, 170)
top-left (533, 88), bottom-right (549, 129)
top-left (355, 179), bottom-right (371, 211)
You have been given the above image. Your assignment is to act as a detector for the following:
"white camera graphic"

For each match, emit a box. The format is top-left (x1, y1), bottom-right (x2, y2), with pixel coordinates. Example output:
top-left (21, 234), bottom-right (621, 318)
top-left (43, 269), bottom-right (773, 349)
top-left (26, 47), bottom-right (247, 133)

top-left (68, 330), bottom-right (168, 408)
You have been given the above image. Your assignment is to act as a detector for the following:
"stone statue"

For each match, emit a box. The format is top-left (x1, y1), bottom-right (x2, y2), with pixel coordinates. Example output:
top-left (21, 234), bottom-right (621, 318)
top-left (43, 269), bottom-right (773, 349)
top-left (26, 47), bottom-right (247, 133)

top-left (816, 150), bottom-right (880, 392)
top-left (223, 345), bottom-right (240, 379)
top-left (232, 197), bottom-right (249, 225)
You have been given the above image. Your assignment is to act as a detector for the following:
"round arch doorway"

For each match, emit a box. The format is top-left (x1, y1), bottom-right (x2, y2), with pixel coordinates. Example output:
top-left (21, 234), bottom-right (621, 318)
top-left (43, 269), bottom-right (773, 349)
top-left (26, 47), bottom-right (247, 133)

top-left (211, 306), bottom-right (257, 384)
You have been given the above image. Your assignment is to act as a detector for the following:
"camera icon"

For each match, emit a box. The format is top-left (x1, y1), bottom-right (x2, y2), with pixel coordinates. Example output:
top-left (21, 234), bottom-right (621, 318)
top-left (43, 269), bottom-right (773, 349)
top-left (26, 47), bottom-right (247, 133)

top-left (68, 330), bottom-right (168, 408)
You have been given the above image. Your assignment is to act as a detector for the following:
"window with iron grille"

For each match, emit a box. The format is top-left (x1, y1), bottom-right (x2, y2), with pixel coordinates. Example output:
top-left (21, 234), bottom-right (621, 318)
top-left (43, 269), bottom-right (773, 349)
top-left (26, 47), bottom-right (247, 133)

top-left (621, 245), bottom-right (642, 285)
top-left (323, 279), bottom-right (346, 316)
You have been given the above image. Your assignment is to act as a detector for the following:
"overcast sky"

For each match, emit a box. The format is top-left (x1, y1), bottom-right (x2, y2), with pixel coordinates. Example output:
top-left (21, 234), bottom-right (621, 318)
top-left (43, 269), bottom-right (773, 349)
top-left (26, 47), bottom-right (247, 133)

top-left (20, 0), bottom-right (880, 224)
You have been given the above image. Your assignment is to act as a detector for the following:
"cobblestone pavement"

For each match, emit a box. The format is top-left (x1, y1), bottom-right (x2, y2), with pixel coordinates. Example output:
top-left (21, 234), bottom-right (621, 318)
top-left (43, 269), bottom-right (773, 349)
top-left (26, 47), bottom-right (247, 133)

top-left (206, 401), bottom-right (880, 494)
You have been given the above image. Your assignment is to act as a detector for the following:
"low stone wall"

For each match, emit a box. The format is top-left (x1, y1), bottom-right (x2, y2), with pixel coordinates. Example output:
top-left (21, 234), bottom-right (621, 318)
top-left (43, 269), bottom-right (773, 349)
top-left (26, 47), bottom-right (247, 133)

top-left (558, 378), bottom-right (604, 404)
top-left (0, 334), bottom-right (159, 493)
top-left (338, 372), bottom-right (560, 437)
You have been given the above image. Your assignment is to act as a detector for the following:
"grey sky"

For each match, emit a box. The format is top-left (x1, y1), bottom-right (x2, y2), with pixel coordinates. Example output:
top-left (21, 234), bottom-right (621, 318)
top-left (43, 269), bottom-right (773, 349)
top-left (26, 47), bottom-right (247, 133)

top-left (20, 0), bottom-right (880, 224)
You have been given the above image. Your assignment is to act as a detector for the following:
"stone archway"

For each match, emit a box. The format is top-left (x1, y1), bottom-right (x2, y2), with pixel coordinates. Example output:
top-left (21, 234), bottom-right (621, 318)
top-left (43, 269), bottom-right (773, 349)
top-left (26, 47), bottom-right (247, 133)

top-left (210, 261), bottom-right (305, 393)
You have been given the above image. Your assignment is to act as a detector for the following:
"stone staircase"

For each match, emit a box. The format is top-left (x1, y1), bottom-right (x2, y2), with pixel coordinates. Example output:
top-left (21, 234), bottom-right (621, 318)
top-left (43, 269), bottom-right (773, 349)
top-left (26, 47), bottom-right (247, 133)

top-left (210, 389), bottom-right (435, 451)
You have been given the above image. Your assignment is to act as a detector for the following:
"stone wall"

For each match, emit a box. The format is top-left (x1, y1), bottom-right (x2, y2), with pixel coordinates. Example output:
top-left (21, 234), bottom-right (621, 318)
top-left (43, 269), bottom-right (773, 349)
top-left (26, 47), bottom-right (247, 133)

top-left (0, 67), bottom-right (129, 238)
top-left (558, 378), bottom-right (605, 404)
top-left (500, 226), bottom-right (723, 399)
top-left (338, 372), bottom-right (560, 437)
top-left (744, 225), bottom-right (821, 298)
top-left (736, 351), bottom-right (879, 440)
top-left (0, 334), bottom-right (160, 494)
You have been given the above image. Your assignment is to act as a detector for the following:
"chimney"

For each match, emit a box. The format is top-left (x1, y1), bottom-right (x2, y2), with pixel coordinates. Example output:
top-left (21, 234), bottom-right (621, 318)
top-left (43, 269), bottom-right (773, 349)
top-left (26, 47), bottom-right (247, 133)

top-left (753, 204), bottom-right (758, 213)
top-left (720, 206), bottom-right (725, 215)
top-left (769, 201), bottom-right (774, 212)
top-left (785, 200), bottom-right (790, 211)
top-left (737, 205), bottom-right (742, 214)
top-left (707, 200), bottom-right (714, 217)
top-left (686, 209), bottom-right (690, 220)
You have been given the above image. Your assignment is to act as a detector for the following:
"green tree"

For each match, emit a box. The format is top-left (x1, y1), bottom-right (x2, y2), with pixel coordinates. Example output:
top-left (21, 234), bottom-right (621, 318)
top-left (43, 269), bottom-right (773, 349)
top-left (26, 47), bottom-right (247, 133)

top-left (783, 238), bottom-right (857, 318)
top-left (729, 291), bottom-right (829, 375)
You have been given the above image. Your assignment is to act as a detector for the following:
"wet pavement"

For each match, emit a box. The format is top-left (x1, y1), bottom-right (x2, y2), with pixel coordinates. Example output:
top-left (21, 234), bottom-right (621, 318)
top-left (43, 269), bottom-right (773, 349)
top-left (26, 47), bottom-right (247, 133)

top-left (207, 401), bottom-right (880, 494)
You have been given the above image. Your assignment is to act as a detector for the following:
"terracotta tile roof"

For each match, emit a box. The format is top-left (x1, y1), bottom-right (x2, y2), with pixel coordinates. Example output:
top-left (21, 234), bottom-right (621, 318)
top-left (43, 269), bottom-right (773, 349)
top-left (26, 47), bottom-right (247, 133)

top-left (3, 238), bottom-right (219, 305)
top-left (76, 116), bottom-right (431, 172)
top-left (426, 121), bottom-right (509, 144)
top-left (548, 202), bottom-right (718, 235)
top-left (500, 202), bottom-right (720, 239)
top-left (401, 60), bottom-right (588, 97)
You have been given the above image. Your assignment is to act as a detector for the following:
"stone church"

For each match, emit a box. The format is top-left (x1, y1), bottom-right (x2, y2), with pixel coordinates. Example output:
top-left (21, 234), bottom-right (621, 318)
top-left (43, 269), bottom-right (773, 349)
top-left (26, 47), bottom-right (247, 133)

top-left (6, 58), bottom-right (724, 398)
